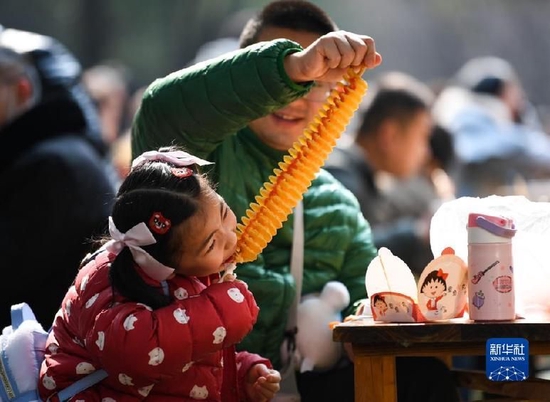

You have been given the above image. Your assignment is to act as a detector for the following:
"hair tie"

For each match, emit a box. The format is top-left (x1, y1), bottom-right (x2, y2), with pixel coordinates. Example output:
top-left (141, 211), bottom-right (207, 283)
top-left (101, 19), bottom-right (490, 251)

top-left (131, 150), bottom-right (213, 171)
top-left (149, 212), bottom-right (171, 235)
top-left (105, 216), bottom-right (175, 281)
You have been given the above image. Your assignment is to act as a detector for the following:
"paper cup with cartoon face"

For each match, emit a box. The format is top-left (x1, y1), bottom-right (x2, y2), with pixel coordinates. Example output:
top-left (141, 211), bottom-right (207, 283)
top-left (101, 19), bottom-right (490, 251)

top-left (417, 247), bottom-right (468, 321)
top-left (370, 292), bottom-right (419, 322)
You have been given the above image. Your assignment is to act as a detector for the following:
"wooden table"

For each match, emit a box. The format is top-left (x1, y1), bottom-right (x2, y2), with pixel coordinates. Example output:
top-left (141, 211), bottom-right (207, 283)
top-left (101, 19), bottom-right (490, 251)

top-left (333, 317), bottom-right (550, 402)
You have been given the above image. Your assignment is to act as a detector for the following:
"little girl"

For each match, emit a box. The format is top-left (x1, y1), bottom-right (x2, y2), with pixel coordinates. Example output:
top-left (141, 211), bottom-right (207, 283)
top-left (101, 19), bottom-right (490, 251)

top-left (38, 149), bottom-right (280, 402)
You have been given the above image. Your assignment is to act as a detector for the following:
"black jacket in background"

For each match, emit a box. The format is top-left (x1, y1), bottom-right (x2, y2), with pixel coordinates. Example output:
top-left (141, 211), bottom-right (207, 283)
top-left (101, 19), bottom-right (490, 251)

top-left (0, 29), bottom-right (117, 329)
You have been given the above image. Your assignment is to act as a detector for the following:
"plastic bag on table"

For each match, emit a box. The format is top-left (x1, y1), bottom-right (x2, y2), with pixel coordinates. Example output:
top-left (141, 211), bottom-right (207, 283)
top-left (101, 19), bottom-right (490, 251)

top-left (430, 195), bottom-right (550, 319)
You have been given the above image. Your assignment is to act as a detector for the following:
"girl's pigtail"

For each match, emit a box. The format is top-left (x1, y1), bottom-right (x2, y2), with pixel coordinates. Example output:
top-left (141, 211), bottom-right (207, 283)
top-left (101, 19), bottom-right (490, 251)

top-left (109, 247), bottom-right (171, 309)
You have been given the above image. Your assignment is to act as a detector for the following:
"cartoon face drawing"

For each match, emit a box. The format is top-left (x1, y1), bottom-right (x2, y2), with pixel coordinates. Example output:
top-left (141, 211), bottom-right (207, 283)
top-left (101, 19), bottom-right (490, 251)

top-left (422, 279), bottom-right (446, 299)
top-left (76, 362), bottom-right (95, 375)
top-left (373, 298), bottom-right (388, 316)
top-left (96, 331), bottom-right (105, 350)
top-left (182, 361), bottom-right (194, 372)
top-left (119, 373), bottom-right (134, 386)
top-left (123, 314), bottom-right (138, 331)
top-left (149, 211), bottom-right (171, 234)
top-left (227, 288), bottom-right (244, 303)
top-left (173, 308), bottom-right (190, 324)
top-left (212, 327), bottom-right (227, 344)
top-left (174, 287), bottom-right (189, 300)
top-left (138, 384), bottom-right (154, 397)
top-left (420, 269), bottom-right (448, 302)
top-left (42, 374), bottom-right (56, 390)
top-left (148, 347), bottom-right (165, 366)
top-left (85, 293), bottom-right (99, 309)
top-left (190, 385), bottom-right (208, 400)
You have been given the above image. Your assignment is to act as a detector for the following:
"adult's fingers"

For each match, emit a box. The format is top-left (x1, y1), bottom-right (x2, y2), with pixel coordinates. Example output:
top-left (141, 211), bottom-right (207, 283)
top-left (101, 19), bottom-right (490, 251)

top-left (331, 32), bottom-right (359, 69)
top-left (360, 35), bottom-right (382, 69)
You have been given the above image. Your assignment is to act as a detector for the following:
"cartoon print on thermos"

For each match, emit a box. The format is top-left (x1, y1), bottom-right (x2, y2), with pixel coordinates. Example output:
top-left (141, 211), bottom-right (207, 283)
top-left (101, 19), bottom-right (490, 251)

top-left (471, 259), bottom-right (499, 284)
top-left (470, 259), bottom-right (514, 310)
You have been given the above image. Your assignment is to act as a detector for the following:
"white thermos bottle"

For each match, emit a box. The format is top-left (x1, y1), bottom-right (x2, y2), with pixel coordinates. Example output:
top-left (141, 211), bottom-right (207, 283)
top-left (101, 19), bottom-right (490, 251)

top-left (467, 213), bottom-right (516, 321)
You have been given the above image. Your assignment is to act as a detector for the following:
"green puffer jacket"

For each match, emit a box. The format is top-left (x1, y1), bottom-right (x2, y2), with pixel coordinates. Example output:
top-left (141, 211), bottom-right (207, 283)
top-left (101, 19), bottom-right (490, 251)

top-left (132, 39), bottom-right (378, 368)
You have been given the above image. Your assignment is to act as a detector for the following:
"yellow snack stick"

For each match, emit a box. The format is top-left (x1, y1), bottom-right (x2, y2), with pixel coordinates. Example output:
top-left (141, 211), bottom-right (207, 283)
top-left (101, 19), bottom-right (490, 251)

top-left (233, 68), bottom-right (368, 264)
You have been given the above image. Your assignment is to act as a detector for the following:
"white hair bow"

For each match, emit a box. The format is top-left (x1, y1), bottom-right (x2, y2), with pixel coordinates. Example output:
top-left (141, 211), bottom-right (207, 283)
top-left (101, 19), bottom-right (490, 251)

top-left (105, 217), bottom-right (175, 282)
top-left (131, 150), bottom-right (213, 171)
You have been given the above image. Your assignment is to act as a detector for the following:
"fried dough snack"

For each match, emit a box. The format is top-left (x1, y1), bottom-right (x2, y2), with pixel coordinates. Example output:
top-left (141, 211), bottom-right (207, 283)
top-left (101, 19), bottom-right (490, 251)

top-left (233, 68), bottom-right (368, 264)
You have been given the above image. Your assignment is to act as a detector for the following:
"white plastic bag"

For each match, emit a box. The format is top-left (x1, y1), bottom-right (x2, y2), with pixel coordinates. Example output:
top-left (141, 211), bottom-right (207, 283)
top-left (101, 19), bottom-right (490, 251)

top-left (430, 195), bottom-right (550, 318)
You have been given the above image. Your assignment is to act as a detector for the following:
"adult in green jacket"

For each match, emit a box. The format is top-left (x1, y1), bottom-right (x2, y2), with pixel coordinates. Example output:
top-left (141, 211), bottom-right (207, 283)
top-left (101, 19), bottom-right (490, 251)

top-left (132, 33), bottom-right (378, 369)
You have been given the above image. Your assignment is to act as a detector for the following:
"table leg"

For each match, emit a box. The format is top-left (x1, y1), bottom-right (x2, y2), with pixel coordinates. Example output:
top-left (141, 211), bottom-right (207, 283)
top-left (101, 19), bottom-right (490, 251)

top-left (354, 353), bottom-right (397, 402)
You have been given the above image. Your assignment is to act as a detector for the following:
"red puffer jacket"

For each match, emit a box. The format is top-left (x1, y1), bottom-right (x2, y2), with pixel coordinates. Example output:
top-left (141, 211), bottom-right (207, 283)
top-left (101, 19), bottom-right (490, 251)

top-left (38, 250), bottom-right (270, 401)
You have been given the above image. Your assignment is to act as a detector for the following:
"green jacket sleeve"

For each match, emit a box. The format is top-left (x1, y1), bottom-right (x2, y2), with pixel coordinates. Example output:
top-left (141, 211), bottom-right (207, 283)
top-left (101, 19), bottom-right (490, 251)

top-left (131, 39), bottom-right (311, 159)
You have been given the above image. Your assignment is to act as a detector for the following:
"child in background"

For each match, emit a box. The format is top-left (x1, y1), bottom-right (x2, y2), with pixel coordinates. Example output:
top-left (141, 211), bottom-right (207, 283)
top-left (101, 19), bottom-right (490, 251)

top-left (38, 148), bottom-right (280, 402)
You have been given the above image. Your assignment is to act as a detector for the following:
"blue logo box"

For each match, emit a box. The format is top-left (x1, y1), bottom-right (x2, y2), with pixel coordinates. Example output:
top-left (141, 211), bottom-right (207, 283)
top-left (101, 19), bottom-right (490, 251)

top-left (486, 338), bottom-right (529, 381)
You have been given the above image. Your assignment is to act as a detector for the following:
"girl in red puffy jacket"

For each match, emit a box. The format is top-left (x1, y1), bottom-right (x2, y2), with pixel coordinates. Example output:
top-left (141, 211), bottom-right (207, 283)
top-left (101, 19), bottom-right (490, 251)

top-left (38, 148), bottom-right (281, 402)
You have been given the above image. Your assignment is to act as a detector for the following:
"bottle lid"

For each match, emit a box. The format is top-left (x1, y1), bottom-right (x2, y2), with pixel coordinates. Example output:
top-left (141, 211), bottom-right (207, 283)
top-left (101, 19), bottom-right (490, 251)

top-left (467, 213), bottom-right (516, 238)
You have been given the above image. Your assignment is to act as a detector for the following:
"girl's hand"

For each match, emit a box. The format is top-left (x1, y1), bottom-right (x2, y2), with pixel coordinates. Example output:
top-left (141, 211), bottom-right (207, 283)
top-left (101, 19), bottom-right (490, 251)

top-left (284, 30), bottom-right (382, 84)
top-left (244, 363), bottom-right (281, 401)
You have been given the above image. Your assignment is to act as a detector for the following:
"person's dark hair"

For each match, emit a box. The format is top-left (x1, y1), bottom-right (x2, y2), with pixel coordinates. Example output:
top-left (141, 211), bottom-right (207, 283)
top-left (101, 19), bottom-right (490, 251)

top-left (108, 151), bottom-right (213, 309)
top-left (357, 72), bottom-right (433, 140)
top-left (357, 89), bottom-right (429, 140)
top-left (430, 124), bottom-right (456, 172)
top-left (239, 0), bottom-right (337, 48)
